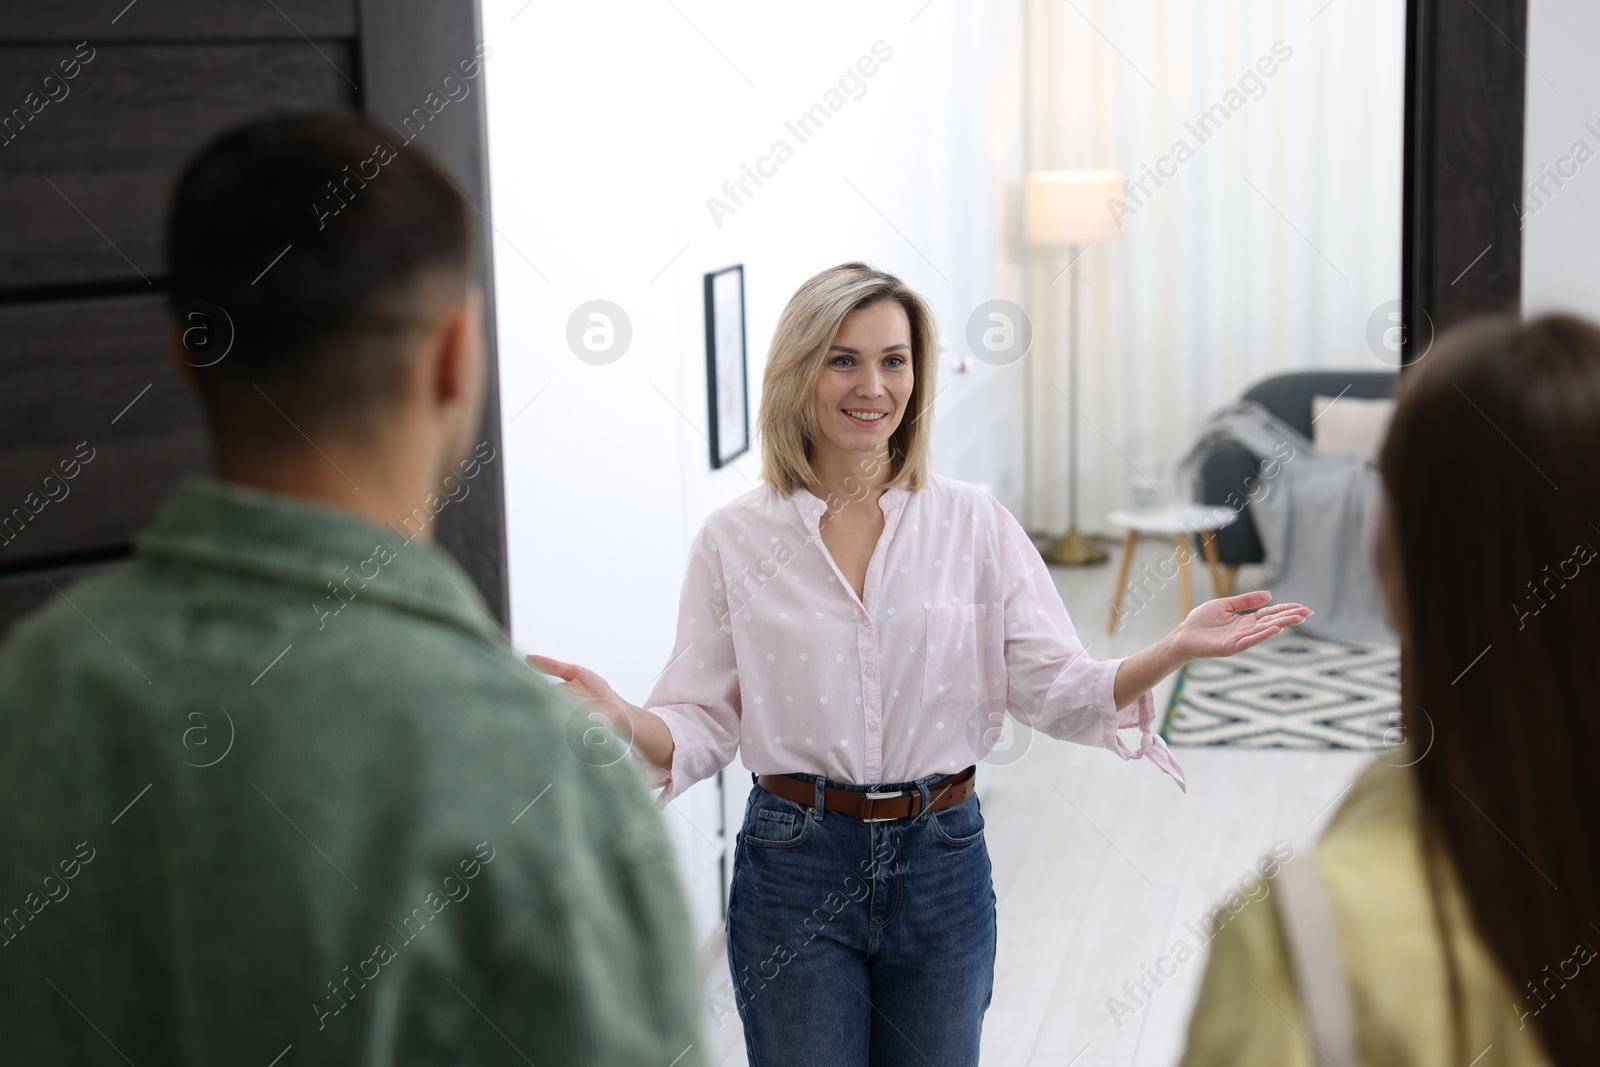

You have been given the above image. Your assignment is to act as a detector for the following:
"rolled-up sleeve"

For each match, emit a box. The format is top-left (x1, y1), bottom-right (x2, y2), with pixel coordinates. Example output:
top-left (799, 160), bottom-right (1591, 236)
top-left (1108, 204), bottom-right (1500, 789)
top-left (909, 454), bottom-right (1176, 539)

top-left (991, 495), bottom-right (1186, 790)
top-left (640, 523), bottom-right (743, 805)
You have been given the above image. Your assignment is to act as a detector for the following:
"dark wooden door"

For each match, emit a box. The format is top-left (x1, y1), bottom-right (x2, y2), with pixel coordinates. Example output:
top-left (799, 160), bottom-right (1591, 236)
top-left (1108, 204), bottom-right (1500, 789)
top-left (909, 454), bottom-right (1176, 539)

top-left (1401, 0), bottom-right (1528, 362)
top-left (0, 0), bottom-right (508, 635)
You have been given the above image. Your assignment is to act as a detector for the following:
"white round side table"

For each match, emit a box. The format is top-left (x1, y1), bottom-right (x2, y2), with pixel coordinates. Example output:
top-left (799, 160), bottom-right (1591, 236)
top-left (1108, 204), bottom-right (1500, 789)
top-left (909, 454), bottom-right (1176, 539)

top-left (1105, 505), bottom-right (1240, 632)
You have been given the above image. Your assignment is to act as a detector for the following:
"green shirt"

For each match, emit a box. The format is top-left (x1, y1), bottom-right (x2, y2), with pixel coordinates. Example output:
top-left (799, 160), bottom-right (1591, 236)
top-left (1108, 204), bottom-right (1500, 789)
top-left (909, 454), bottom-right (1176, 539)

top-left (0, 476), bottom-right (705, 1066)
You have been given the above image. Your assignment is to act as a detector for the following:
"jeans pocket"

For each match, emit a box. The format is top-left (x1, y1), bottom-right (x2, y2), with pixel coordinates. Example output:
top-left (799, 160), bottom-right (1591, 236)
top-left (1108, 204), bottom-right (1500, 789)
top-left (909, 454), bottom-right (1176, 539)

top-left (921, 603), bottom-right (1006, 705)
top-left (929, 794), bottom-right (986, 848)
top-left (741, 789), bottom-right (813, 849)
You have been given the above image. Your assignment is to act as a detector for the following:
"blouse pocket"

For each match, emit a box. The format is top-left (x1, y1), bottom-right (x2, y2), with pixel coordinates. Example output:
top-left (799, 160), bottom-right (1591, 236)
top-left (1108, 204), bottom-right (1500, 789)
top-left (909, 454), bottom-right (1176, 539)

top-left (921, 603), bottom-right (1007, 705)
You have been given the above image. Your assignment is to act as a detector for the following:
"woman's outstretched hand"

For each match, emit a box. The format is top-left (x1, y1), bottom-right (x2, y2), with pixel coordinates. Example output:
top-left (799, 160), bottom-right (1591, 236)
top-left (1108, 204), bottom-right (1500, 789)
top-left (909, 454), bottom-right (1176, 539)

top-left (1112, 590), bottom-right (1312, 714)
top-left (525, 654), bottom-right (628, 726)
top-left (525, 654), bottom-right (678, 772)
top-left (1171, 589), bottom-right (1312, 659)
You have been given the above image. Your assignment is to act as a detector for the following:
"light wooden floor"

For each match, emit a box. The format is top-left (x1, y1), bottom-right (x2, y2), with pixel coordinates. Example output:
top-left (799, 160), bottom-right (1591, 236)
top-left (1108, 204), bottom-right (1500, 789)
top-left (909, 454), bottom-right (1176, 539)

top-left (702, 544), bottom-right (1369, 1067)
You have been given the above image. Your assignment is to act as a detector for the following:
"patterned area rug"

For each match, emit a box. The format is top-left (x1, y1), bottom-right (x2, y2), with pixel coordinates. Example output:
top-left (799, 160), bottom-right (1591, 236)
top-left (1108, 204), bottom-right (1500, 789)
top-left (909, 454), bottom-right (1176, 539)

top-left (1162, 631), bottom-right (1401, 749)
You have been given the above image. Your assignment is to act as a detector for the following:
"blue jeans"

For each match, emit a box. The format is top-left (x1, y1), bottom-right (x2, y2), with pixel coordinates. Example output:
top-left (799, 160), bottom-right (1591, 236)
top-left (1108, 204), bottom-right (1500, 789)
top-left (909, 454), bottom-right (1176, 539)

top-left (725, 770), bottom-right (998, 1067)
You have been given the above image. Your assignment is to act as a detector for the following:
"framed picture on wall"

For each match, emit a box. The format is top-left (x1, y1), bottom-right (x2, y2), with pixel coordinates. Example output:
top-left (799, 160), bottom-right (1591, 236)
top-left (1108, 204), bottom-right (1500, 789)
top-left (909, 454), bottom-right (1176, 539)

top-left (704, 264), bottom-right (750, 469)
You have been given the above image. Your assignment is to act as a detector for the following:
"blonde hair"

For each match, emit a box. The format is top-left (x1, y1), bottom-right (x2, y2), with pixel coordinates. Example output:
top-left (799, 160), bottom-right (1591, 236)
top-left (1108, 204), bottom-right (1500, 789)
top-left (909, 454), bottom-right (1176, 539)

top-left (758, 262), bottom-right (938, 495)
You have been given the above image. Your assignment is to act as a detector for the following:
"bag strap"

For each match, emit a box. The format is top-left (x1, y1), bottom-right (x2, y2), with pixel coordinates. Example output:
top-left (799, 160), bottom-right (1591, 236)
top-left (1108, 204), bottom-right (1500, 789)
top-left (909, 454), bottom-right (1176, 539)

top-left (1274, 848), bottom-right (1357, 1067)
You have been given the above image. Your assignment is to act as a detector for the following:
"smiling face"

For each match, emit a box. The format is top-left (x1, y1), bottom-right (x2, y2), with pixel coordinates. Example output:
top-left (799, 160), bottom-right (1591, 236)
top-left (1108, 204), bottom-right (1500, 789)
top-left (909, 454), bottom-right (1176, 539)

top-left (810, 298), bottom-right (915, 467)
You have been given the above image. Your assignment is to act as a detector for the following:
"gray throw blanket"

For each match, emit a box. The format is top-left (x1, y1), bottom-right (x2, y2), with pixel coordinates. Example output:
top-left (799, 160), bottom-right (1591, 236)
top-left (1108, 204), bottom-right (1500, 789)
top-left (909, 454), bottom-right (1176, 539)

top-left (1175, 401), bottom-right (1397, 644)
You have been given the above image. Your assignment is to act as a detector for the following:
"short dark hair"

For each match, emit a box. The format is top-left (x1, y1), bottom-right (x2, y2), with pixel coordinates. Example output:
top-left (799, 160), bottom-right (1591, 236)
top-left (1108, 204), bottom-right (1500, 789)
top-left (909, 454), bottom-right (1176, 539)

top-left (165, 108), bottom-right (475, 441)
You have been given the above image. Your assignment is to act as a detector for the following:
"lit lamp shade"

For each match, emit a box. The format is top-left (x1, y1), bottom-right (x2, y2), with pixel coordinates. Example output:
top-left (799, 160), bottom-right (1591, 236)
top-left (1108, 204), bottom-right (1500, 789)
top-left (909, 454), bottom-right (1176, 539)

top-left (1024, 169), bottom-right (1125, 245)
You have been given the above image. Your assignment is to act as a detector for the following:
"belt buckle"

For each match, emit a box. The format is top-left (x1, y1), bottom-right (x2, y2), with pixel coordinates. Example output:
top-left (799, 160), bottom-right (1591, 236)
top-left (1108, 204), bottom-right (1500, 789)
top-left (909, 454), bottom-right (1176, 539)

top-left (860, 789), bottom-right (902, 823)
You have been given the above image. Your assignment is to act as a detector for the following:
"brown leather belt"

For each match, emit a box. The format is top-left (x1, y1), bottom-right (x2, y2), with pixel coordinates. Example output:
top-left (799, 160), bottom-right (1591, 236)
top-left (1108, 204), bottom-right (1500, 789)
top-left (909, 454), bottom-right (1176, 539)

top-left (755, 765), bottom-right (977, 821)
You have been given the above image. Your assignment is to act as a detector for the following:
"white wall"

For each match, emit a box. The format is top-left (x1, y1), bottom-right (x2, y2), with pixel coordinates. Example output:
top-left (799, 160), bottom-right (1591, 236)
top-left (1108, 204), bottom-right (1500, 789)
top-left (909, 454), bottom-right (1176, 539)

top-left (1522, 0), bottom-right (1600, 316)
top-left (481, 0), bottom-right (1025, 944)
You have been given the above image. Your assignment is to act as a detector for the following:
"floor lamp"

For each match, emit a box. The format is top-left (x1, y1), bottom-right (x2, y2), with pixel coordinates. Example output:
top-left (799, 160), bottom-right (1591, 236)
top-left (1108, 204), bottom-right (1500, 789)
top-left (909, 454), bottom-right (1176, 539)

top-left (1025, 169), bottom-right (1125, 566)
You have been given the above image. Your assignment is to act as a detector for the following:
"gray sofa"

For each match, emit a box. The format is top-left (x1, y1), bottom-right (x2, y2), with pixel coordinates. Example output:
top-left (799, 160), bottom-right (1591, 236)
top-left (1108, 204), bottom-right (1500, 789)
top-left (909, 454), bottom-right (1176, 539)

top-left (1194, 369), bottom-right (1398, 565)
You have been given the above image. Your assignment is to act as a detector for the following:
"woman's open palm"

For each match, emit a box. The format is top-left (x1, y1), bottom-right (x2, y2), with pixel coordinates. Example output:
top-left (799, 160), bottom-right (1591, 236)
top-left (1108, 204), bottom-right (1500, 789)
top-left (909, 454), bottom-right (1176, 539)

top-left (1174, 589), bottom-right (1312, 659)
top-left (525, 654), bottom-right (627, 724)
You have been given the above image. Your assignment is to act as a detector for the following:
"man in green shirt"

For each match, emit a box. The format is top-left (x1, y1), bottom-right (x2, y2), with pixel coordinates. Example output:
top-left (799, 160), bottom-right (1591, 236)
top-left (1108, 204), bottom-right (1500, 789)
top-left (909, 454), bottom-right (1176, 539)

top-left (0, 111), bottom-right (705, 1066)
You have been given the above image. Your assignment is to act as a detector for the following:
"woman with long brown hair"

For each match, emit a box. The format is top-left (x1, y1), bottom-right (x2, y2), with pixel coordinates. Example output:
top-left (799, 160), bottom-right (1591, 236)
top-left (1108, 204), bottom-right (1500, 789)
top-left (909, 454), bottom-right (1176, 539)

top-left (1182, 312), bottom-right (1600, 1066)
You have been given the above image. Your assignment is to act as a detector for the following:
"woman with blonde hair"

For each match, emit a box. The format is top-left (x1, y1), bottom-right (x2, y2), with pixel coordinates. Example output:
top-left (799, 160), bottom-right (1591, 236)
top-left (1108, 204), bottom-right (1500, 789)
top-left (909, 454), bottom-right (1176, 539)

top-left (532, 262), bottom-right (1310, 1066)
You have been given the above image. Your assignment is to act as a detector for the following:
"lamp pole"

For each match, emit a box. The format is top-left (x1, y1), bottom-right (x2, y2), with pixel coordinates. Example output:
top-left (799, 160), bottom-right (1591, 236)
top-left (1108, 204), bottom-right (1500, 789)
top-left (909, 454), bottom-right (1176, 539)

top-left (1025, 169), bottom-right (1121, 566)
top-left (1068, 242), bottom-right (1081, 532)
top-left (1041, 242), bottom-right (1108, 564)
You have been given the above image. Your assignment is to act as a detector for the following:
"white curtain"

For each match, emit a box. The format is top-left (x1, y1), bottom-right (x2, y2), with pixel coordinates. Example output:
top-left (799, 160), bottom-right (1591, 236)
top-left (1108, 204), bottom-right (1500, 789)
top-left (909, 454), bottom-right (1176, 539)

top-left (1022, 0), bottom-right (1406, 534)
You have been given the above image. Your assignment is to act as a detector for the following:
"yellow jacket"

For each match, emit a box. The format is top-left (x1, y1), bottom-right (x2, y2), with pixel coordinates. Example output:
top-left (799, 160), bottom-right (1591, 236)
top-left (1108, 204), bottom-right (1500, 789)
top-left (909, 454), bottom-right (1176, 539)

top-left (1181, 753), bottom-right (1555, 1066)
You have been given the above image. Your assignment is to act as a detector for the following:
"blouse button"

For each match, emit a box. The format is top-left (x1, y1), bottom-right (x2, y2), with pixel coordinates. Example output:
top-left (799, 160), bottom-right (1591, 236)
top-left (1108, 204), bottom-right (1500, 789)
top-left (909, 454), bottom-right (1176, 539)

top-left (864, 667), bottom-right (877, 678)
top-left (868, 722), bottom-right (880, 732)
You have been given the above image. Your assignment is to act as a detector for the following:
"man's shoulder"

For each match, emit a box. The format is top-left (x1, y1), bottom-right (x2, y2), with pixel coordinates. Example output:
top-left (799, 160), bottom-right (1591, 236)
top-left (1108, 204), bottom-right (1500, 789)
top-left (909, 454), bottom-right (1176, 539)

top-left (0, 558), bottom-right (651, 812)
top-left (4, 576), bottom-right (669, 879)
top-left (356, 638), bottom-right (667, 835)
top-left (0, 561), bottom-right (146, 674)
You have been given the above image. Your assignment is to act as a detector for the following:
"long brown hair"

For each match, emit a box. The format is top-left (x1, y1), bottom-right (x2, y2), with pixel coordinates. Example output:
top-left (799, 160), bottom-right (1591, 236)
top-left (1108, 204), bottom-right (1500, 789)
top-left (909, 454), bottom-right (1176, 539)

top-left (1378, 313), bottom-right (1600, 1064)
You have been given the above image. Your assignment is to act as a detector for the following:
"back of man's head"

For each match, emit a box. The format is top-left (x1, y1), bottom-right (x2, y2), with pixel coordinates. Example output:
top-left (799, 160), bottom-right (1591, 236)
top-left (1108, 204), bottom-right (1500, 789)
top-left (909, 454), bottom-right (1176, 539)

top-left (165, 109), bottom-right (475, 450)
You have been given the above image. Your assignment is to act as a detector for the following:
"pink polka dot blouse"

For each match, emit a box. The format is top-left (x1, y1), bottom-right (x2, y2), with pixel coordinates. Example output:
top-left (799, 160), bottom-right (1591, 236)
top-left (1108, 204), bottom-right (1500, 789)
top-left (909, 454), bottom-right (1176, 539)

top-left (641, 474), bottom-right (1187, 803)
